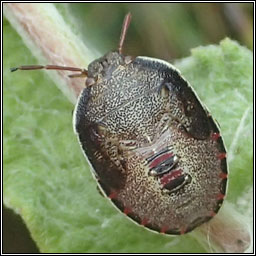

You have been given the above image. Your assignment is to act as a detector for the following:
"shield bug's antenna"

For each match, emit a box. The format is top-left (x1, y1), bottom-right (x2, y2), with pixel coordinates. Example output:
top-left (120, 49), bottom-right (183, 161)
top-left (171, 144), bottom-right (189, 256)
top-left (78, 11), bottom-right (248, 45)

top-left (118, 12), bottom-right (132, 55)
top-left (10, 65), bottom-right (88, 78)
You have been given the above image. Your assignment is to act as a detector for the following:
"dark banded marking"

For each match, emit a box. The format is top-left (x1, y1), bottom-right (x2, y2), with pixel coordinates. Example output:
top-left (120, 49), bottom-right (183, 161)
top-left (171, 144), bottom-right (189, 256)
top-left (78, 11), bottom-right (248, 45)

top-left (146, 147), bottom-right (172, 163)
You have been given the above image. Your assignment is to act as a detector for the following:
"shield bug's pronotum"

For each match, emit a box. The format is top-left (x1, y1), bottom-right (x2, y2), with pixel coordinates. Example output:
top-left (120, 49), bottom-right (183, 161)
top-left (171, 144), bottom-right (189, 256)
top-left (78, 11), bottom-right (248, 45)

top-left (11, 13), bottom-right (228, 235)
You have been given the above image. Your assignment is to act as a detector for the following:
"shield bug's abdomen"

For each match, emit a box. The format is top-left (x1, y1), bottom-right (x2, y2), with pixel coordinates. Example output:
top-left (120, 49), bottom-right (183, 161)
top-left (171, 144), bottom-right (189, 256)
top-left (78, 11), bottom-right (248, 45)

top-left (74, 53), bottom-right (228, 235)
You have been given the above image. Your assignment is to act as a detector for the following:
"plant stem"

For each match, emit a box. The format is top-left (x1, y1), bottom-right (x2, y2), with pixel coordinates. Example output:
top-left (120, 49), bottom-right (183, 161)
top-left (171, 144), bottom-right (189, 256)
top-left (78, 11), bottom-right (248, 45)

top-left (4, 3), bottom-right (96, 104)
top-left (192, 200), bottom-right (252, 253)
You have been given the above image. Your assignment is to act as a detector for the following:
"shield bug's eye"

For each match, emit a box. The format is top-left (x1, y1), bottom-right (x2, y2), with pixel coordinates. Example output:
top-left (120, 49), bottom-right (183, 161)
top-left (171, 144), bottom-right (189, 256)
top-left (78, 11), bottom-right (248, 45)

top-left (124, 56), bottom-right (133, 65)
top-left (85, 77), bottom-right (97, 87)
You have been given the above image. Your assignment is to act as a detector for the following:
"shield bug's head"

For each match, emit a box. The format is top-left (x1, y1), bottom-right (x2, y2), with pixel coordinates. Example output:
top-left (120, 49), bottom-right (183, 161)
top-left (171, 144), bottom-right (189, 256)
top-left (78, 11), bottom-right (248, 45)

top-left (87, 13), bottom-right (132, 81)
top-left (87, 51), bottom-right (125, 79)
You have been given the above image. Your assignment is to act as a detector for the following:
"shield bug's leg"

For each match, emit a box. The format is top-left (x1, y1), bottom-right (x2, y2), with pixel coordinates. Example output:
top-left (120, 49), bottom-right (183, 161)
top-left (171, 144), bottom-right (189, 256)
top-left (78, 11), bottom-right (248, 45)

top-left (118, 12), bottom-right (132, 54)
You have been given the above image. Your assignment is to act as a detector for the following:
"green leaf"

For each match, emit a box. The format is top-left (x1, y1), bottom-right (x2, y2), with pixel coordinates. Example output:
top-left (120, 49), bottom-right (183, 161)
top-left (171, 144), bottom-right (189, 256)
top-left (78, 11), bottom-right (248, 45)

top-left (3, 13), bottom-right (252, 253)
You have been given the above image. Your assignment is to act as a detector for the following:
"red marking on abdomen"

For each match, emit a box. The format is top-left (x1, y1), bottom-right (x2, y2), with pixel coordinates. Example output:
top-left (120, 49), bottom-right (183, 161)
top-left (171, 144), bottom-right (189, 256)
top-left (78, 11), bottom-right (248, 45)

top-left (123, 207), bottom-right (132, 215)
top-left (108, 190), bottom-right (118, 199)
top-left (210, 211), bottom-right (216, 217)
top-left (140, 218), bottom-right (149, 226)
top-left (217, 193), bottom-right (225, 200)
top-left (160, 225), bottom-right (169, 234)
top-left (217, 153), bottom-right (227, 160)
top-left (149, 152), bottom-right (173, 169)
top-left (219, 172), bottom-right (228, 179)
top-left (211, 132), bottom-right (220, 141)
top-left (180, 227), bottom-right (186, 235)
top-left (160, 169), bottom-right (182, 186)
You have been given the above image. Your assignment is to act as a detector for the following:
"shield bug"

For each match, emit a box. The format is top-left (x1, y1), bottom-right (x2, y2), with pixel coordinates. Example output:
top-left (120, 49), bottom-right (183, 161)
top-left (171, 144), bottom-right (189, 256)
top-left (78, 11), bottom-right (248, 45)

top-left (11, 13), bottom-right (228, 235)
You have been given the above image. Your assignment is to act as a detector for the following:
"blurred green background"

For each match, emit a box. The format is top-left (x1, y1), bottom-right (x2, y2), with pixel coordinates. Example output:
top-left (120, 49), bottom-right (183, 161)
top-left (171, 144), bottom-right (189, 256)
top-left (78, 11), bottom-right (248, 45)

top-left (3, 2), bottom-right (253, 253)
top-left (62, 3), bottom-right (252, 59)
